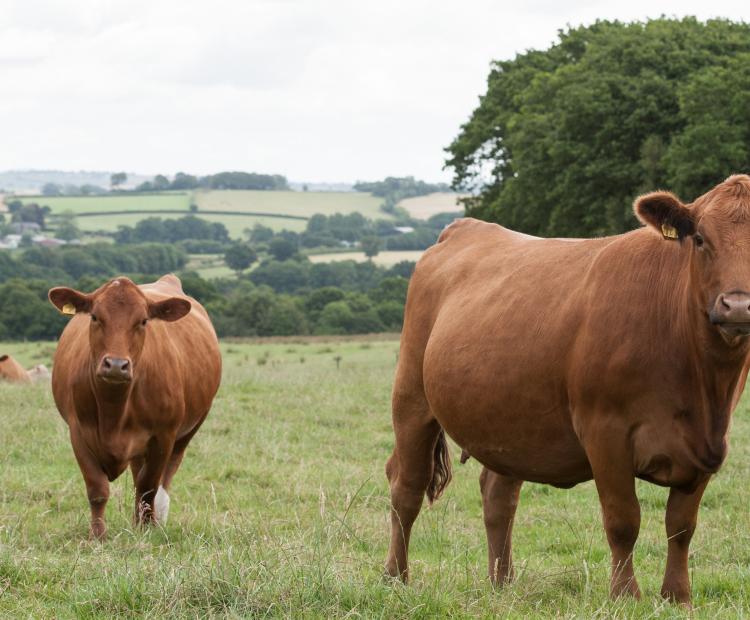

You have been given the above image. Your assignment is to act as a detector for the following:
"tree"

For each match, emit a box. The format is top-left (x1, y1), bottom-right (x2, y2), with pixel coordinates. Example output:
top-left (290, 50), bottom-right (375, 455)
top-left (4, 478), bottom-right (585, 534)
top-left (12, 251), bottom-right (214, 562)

top-left (249, 260), bottom-right (309, 294)
top-left (42, 182), bottom-right (62, 196)
top-left (360, 235), bottom-right (381, 259)
top-left (224, 243), bottom-right (258, 273)
top-left (246, 223), bottom-right (274, 244)
top-left (55, 211), bottom-right (81, 241)
top-left (153, 174), bottom-right (170, 190)
top-left (445, 18), bottom-right (750, 238)
top-left (110, 172), bottom-right (127, 190)
top-left (268, 236), bottom-right (297, 261)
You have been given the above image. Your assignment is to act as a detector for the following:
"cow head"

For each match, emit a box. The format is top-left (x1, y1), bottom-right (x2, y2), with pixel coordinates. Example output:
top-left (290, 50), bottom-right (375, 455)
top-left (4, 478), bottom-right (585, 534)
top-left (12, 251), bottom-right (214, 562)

top-left (49, 278), bottom-right (191, 385)
top-left (635, 174), bottom-right (750, 344)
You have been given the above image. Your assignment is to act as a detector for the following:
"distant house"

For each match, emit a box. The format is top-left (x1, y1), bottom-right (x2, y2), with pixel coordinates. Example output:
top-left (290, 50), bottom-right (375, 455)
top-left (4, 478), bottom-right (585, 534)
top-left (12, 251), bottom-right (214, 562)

top-left (394, 226), bottom-right (415, 234)
top-left (0, 234), bottom-right (22, 249)
top-left (8, 221), bottom-right (41, 234)
top-left (32, 235), bottom-right (66, 248)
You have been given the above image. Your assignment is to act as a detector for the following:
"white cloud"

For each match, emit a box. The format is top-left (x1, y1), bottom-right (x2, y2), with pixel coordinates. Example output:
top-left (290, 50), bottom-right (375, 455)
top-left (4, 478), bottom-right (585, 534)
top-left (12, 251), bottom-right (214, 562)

top-left (0, 0), bottom-right (748, 182)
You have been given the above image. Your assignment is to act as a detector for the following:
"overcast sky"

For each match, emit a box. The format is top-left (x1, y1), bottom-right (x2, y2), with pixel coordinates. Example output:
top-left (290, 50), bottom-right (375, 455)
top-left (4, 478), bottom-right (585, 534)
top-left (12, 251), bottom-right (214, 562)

top-left (0, 1), bottom-right (748, 184)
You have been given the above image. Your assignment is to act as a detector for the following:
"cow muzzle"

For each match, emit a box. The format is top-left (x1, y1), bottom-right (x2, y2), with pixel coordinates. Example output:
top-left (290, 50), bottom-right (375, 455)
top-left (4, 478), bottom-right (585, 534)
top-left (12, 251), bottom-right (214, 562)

top-left (710, 292), bottom-right (750, 337)
top-left (97, 356), bottom-right (132, 384)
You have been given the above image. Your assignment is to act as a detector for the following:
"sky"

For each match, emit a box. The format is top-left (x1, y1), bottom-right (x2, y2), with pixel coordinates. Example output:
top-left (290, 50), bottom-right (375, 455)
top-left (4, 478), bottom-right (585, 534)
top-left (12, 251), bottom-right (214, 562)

top-left (0, 0), bottom-right (748, 184)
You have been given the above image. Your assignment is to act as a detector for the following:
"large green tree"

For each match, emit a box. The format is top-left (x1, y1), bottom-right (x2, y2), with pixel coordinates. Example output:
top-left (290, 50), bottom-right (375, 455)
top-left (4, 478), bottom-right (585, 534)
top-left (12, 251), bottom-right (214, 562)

top-left (445, 18), bottom-right (750, 237)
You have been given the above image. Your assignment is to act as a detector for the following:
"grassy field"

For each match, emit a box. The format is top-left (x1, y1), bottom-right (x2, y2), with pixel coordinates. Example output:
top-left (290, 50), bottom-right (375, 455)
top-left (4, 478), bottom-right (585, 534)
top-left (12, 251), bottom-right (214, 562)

top-left (18, 192), bottom-right (192, 215)
top-left (308, 250), bottom-right (424, 267)
top-left (16, 191), bottom-right (388, 238)
top-left (397, 192), bottom-right (465, 220)
top-left (186, 253), bottom-right (242, 280)
top-left (195, 190), bottom-right (386, 220)
top-left (1, 338), bottom-right (749, 618)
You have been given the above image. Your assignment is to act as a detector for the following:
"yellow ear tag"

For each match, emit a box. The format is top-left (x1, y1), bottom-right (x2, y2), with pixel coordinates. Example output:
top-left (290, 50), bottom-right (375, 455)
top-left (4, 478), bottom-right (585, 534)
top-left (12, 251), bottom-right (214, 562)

top-left (61, 303), bottom-right (76, 315)
top-left (661, 224), bottom-right (678, 239)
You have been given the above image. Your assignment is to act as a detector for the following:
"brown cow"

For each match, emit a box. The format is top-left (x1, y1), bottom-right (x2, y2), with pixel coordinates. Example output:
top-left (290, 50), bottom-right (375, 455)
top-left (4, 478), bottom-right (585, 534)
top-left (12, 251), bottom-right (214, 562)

top-left (385, 174), bottom-right (750, 605)
top-left (48, 274), bottom-right (221, 538)
top-left (0, 354), bottom-right (32, 383)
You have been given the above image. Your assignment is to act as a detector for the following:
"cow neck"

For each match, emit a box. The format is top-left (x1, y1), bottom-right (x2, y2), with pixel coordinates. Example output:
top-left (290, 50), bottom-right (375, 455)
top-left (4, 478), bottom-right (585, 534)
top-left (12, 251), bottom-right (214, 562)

top-left (88, 362), bottom-right (132, 436)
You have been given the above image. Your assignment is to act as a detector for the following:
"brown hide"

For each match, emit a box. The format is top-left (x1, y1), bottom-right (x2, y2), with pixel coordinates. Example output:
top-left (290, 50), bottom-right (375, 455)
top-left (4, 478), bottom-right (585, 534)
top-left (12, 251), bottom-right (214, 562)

top-left (0, 354), bottom-right (32, 383)
top-left (385, 175), bottom-right (750, 604)
top-left (49, 274), bottom-right (221, 537)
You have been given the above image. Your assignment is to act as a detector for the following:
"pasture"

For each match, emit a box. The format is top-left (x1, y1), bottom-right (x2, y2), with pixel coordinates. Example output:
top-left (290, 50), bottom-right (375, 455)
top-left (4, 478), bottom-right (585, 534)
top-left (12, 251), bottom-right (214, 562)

top-left (397, 192), bottom-right (465, 220)
top-left (17, 190), bottom-right (390, 238)
top-left (1, 338), bottom-right (749, 618)
top-left (307, 250), bottom-right (424, 267)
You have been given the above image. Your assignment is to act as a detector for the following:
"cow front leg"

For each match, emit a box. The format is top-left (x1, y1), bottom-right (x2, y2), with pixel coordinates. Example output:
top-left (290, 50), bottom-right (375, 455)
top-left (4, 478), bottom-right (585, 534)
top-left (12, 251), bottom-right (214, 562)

top-left (70, 431), bottom-right (110, 539)
top-left (479, 467), bottom-right (522, 585)
top-left (585, 433), bottom-right (641, 599)
top-left (660, 477), bottom-right (709, 606)
top-left (134, 435), bottom-right (174, 526)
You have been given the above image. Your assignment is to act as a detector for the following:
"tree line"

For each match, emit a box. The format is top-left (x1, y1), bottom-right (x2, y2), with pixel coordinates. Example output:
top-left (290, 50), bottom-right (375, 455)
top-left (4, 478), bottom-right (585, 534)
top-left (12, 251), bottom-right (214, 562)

top-left (445, 17), bottom-right (750, 237)
top-left (0, 243), bottom-right (414, 340)
top-left (135, 171), bottom-right (289, 192)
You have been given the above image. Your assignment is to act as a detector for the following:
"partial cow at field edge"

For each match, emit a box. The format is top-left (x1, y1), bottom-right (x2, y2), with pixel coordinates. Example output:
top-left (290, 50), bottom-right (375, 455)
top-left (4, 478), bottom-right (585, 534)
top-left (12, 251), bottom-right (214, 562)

top-left (0, 354), bottom-right (32, 383)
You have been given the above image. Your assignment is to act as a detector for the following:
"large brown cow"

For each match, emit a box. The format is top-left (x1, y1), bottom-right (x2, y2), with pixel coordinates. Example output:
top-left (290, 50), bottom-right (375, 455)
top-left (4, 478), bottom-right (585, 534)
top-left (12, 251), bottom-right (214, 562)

top-left (385, 174), bottom-right (750, 605)
top-left (48, 274), bottom-right (221, 538)
top-left (0, 354), bottom-right (32, 383)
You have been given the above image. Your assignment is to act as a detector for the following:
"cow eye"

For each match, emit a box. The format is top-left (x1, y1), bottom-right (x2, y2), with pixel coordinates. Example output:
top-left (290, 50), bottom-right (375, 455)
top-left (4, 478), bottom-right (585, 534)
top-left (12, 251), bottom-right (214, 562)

top-left (694, 233), bottom-right (704, 248)
top-left (91, 314), bottom-right (98, 322)
top-left (141, 319), bottom-right (148, 327)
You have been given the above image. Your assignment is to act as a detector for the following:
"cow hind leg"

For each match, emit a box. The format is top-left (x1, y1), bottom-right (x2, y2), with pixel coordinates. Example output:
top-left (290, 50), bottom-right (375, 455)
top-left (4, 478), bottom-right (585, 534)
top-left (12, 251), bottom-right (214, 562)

top-left (385, 390), bottom-right (451, 582)
top-left (153, 415), bottom-right (210, 524)
top-left (133, 435), bottom-right (175, 526)
top-left (480, 468), bottom-right (522, 585)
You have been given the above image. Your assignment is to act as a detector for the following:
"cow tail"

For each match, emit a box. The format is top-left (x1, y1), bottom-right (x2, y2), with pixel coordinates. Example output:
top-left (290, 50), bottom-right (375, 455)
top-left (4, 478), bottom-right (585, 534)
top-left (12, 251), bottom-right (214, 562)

top-left (426, 429), bottom-right (452, 505)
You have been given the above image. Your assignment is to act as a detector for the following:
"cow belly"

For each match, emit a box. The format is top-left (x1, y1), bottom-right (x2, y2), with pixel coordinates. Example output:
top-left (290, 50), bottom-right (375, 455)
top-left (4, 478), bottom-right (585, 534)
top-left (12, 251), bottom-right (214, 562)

top-left (422, 327), bottom-right (591, 486)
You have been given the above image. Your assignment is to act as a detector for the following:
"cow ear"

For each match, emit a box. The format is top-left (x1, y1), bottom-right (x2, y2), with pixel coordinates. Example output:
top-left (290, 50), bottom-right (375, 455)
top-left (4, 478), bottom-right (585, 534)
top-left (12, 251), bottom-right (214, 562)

top-left (48, 287), bottom-right (92, 315)
top-left (148, 297), bottom-right (191, 322)
top-left (634, 191), bottom-right (695, 240)
top-left (0, 354), bottom-right (8, 362)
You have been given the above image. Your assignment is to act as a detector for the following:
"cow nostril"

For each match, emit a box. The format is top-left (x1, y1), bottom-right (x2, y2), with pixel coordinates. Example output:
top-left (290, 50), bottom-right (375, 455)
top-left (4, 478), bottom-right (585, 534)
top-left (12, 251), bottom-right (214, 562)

top-left (122, 361), bottom-right (130, 373)
top-left (103, 358), bottom-right (112, 370)
top-left (720, 295), bottom-right (731, 310)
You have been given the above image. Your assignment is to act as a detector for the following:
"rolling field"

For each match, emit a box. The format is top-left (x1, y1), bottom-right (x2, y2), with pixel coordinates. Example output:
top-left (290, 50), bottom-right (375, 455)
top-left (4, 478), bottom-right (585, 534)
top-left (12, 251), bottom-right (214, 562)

top-left (17, 190), bottom-right (388, 238)
top-left (308, 250), bottom-right (424, 267)
top-left (195, 190), bottom-right (386, 220)
top-left (1, 338), bottom-right (749, 617)
top-left (397, 192), bottom-right (465, 220)
top-left (17, 192), bottom-right (192, 215)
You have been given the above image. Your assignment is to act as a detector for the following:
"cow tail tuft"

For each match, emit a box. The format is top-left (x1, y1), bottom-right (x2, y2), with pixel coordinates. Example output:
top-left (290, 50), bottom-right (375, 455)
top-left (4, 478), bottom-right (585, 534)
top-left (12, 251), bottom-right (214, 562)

top-left (426, 429), bottom-right (452, 504)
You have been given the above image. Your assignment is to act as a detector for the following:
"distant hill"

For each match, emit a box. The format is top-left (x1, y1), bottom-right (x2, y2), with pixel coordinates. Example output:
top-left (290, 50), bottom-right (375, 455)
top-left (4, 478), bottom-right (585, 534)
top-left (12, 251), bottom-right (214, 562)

top-left (0, 170), bottom-right (149, 192)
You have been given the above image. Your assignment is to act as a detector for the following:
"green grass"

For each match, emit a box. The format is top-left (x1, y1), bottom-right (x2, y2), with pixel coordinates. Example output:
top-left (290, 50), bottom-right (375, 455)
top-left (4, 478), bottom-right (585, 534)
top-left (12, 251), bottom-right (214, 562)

top-left (308, 250), bottom-right (424, 266)
top-left (19, 190), bottom-right (388, 238)
top-left (27, 192), bottom-right (192, 215)
top-left (1, 337), bottom-right (749, 617)
top-left (195, 190), bottom-right (387, 220)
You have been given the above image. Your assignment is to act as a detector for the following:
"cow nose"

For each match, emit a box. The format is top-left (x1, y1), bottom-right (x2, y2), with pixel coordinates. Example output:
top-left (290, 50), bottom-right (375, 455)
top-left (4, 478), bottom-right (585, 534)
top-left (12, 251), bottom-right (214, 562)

top-left (99, 356), bottom-right (132, 382)
top-left (712, 292), bottom-right (750, 324)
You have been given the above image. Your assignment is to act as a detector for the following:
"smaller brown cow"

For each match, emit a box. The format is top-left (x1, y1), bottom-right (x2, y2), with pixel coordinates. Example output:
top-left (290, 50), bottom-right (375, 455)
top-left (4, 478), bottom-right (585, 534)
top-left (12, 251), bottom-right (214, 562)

top-left (48, 274), bottom-right (221, 538)
top-left (0, 354), bottom-right (32, 383)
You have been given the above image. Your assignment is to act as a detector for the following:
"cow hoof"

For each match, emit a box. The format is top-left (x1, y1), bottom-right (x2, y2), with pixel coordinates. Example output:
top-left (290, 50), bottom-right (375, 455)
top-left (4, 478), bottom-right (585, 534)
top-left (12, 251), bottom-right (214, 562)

top-left (383, 566), bottom-right (407, 584)
top-left (155, 486), bottom-right (170, 524)
top-left (89, 522), bottom-right (106, 540)
top-left (661, 586), bottom-right (692, 607)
